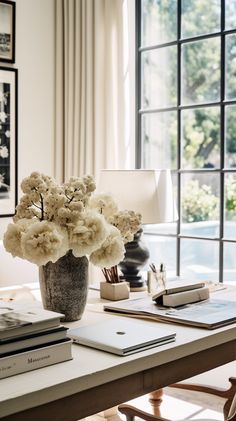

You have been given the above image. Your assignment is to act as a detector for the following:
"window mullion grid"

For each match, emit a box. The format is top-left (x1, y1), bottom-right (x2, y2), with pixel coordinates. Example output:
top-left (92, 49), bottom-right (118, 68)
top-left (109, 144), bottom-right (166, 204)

top-left (137, 0), bottom-right (232, 281)
top-left (135, 0), bottom-right (142, 168)
top-left (139, 28), bottom-right (236, 54)
top-left (176, 0), bottom-right (181, 276)
top-left (139, 99), bottom-right (236, 115)
top-left (219, 0), bottom-right (226, 282)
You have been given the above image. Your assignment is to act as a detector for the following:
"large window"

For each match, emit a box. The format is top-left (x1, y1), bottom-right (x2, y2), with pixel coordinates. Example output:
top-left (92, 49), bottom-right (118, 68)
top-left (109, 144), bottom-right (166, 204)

top-left (136, 0), bottom-right (236, 282)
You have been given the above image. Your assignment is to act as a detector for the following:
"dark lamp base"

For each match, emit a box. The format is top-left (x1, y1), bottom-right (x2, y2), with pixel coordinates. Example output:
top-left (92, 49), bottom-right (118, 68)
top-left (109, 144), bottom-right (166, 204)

top-left (119, 274), bottom-right (147, 291)
top-left (118, 228), bottom-right (149, 292)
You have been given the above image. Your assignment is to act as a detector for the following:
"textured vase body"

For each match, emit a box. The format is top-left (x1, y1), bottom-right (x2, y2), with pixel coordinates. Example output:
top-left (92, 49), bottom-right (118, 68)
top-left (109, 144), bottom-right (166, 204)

top-left (39, 251), bottom-right (89, 322)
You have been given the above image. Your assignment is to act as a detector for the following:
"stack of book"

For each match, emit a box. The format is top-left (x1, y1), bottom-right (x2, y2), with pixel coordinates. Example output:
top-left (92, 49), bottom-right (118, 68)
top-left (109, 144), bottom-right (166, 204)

top-left (152, 280), bottom-right (210, 307)
top-left (0, 303), bottom-right (72, 379)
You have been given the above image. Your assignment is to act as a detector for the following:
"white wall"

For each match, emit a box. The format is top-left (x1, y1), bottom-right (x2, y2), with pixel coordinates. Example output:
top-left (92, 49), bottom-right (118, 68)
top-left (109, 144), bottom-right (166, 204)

top-left (0, 0), bottom-right (55, 239)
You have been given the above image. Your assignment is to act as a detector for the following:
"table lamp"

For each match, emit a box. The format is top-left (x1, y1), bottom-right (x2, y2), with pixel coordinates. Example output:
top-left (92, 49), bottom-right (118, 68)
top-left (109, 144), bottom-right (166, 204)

top-left (97, 169), bottom-right (178, 290)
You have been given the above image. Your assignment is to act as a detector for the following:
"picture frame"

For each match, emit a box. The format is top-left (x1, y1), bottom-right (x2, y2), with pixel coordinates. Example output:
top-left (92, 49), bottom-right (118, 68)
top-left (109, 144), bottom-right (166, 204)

top-left (0, 67), bottom-right (17, 217)
top-left (0, 0), bottom-right (15, 63)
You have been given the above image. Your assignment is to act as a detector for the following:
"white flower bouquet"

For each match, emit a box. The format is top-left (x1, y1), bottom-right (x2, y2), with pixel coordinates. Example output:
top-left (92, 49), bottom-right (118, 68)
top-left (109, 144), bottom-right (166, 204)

top-left (3, 172), bottom-right (141, 277)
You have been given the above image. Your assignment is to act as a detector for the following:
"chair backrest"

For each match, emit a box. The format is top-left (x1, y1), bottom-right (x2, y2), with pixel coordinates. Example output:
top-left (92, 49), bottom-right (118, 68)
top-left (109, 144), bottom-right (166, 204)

top-left (227, 394), bottom-right (236, 421)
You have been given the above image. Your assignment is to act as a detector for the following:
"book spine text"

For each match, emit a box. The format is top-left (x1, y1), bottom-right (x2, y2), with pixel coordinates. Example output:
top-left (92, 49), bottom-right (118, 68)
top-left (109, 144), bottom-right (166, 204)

top-left (0, 341), bottom-right (72, 379)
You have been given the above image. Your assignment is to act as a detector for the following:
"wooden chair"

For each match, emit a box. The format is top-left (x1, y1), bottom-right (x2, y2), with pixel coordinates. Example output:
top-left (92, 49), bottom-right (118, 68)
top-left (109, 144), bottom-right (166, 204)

top-left (118, 378), bottom-right (236, 421)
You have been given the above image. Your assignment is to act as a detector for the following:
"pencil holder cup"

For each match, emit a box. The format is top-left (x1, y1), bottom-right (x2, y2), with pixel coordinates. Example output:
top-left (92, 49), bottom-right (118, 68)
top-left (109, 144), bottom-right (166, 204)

top-left (100, 281), bottom-right (130, 301)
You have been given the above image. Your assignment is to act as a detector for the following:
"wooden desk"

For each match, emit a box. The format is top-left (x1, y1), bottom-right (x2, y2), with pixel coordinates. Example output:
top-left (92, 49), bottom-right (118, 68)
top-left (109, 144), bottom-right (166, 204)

top-left (0, 288), bottom-right (236, 421)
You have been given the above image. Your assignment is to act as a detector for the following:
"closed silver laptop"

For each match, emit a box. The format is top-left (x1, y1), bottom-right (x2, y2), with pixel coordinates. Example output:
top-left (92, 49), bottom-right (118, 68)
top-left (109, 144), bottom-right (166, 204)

top-left (68, 318), bottom-right (176, 356)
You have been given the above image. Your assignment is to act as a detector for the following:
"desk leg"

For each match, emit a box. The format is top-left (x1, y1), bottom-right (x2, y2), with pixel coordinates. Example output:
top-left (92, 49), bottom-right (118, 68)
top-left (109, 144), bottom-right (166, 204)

top-left (103, 407), bottom-right (119, 418)
top-left (148, 389), bottom-right (164, 417)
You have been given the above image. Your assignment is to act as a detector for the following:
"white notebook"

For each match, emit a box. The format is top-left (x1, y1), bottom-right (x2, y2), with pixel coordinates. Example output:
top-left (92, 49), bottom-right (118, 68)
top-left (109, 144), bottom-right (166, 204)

top-left (68, 318), bottom-right (176, 356)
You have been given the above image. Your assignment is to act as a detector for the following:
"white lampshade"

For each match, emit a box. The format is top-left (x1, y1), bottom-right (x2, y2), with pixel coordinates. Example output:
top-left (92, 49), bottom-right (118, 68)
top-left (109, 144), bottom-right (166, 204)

top-left (97, 169), bottom-right (178, 224)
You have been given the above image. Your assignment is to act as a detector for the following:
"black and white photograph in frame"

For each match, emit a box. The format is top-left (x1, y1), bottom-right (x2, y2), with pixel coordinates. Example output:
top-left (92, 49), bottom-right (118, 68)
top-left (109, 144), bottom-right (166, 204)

top-left (0, 0), bottom-right (15, 63)
top-left (0, 67), bottom-right (17, 217)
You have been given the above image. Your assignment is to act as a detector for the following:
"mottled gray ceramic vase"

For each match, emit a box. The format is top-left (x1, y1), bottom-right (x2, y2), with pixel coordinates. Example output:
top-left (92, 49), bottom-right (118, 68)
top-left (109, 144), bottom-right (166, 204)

top-left (39, 251), bottom-right (89, 322)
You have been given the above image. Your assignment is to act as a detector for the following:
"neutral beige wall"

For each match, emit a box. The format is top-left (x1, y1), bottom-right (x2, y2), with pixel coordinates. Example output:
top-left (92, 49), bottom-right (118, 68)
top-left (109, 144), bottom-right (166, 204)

top-left (0, 0), bottom-right (55, 238)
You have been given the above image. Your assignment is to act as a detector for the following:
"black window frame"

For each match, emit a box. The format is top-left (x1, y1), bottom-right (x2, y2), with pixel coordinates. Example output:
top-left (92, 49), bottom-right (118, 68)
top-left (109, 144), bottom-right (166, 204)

top-left (136, 0), bottom-right (236, 282)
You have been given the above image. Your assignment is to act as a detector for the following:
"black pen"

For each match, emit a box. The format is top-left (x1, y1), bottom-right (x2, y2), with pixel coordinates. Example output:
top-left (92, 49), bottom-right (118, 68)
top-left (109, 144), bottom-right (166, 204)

top-left (159, 263), bottom-right (166, 289)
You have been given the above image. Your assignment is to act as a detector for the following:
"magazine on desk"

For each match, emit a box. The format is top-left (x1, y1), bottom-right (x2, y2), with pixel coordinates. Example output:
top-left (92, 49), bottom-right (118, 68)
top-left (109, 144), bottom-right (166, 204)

top-left (104, 297), bottom-right (236, 329)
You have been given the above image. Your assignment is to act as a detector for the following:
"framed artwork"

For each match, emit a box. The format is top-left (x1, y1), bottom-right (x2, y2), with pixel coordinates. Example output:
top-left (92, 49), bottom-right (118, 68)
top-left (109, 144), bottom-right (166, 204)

top-left (0, 0), bottom-right (15, 63)
top-left (0, 67), bottom-right (17, 217)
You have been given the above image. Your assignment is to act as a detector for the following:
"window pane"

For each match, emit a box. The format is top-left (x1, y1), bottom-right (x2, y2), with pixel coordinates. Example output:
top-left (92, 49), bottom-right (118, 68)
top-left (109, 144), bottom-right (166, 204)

top-left (225, 35), bottom-right (236, 100)
top-left (142, 47), bottom-right (177, 109)
top-left (141, 0), bottom-right (177, 46)
top-left (224, 174), bottom-right (236, 239)
top-left (182, 107), bottom-right (220, 169)
top-left (182, 0), bottom-right (220, 38)
top-left (180, 238), bottom-right (219, 281)
top-left (142, 112), bottom-right (177, 169)
top-left (144, 234), bottom-right (177, 275)
top-left (223, 242), bottom-right (236, 283)
top-left (225, 106), bottom-right (236, 168)
top-left (182, 38), bottom-right (220, 105)
top-left (181, 173), bottom-right (220, 237)
top-left (225, 0), bottom-right (236, 31)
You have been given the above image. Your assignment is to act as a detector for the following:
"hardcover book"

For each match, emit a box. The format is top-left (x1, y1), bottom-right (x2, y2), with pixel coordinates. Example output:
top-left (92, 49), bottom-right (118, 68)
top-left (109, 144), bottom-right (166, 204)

top-left (0, 325), bottom-right (68, 355)
top-left (152, 283), bottom-right (209, 307)
top-left (0, 338), bottom-right (73, 379)
top-left (0, 304), bottom-right (64, 340)
top-left (153, 280), bottom-right (205, 295)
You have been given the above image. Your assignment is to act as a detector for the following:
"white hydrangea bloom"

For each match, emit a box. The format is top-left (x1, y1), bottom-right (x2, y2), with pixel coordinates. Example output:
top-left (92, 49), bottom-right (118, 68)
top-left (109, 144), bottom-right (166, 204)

top-left (44, 193), bottom-right (67, 221)
top-left (89, 194), bottom-right (118, 219)
top-left (108, 210), bottom-right (142, 243)
top-left (20, 172), bottom-right (55, 195)
top-left (13, 201), bottom-right (39, 221)
top-left (70, 210), bottom-right (108, 257)
top-left (3, 171), bottom-right (142, 271)
top-left (63, 175), bottom-right (95, 206)
top-left (3, 219), bottom-right (36, 259)
top-left (82, 175), bottom-right (96, 194)
top-left (55, 206), bottom-right (82, 228)
top-left (21, 221), bottom-right (69, 266)
top-left (90, 226), bottom-right (125, 269)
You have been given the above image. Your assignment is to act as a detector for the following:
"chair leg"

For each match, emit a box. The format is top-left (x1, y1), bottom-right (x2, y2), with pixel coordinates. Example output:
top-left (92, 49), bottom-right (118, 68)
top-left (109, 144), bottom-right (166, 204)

top-left (125, 414), bottom-right (135, 421)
